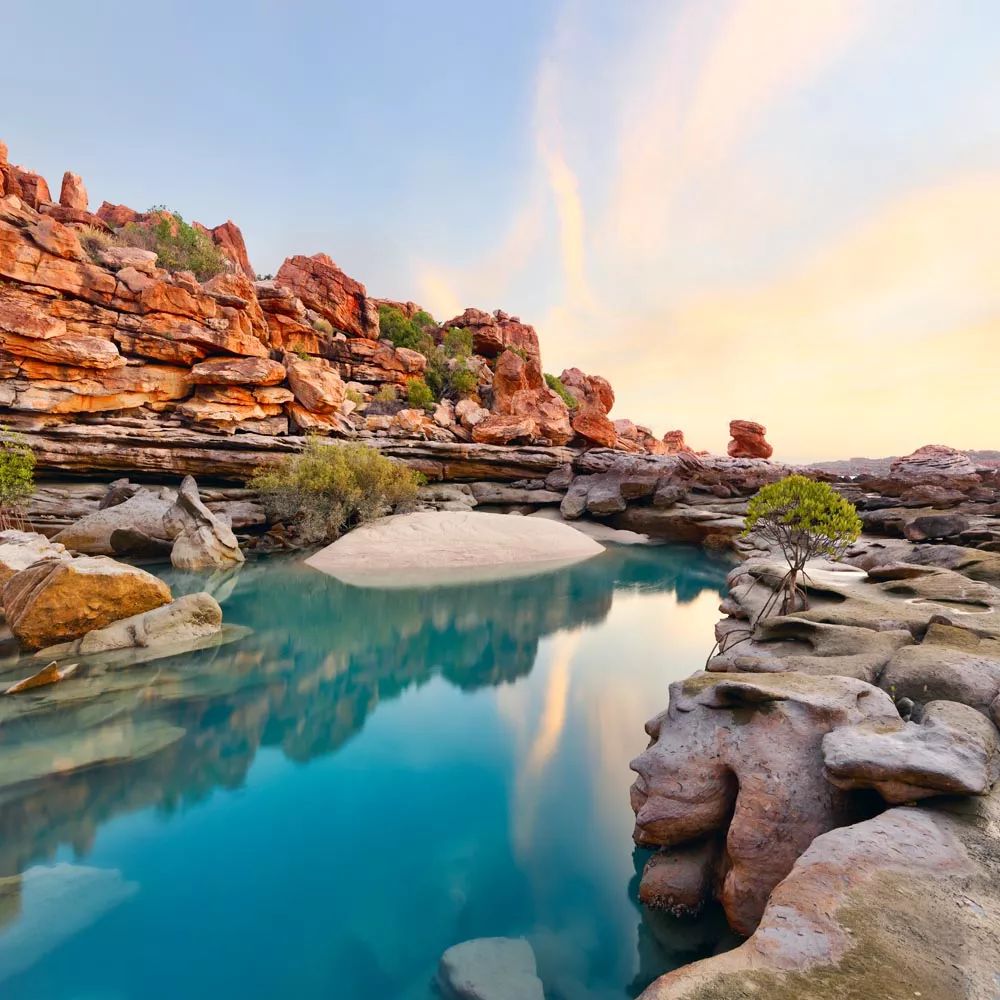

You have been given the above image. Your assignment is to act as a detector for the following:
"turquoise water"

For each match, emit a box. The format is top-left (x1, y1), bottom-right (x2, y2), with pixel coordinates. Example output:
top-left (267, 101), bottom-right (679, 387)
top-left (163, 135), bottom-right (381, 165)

top-left (0, 544), bottom-right (734, 999)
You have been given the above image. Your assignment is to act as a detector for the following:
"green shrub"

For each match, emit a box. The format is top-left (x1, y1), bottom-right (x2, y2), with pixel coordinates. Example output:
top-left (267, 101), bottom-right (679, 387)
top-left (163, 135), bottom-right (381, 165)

top-left (345, 388), bottom-right (365, 405)
top-left (0, 427), bottom-right (35, 531)
top-left (311, 316), bottom-right (334, 336)
top-left (442, 327), bottom-right (473, 359)
top-left (412, 309), bottom-right (435, 328)
top-left (406, 378), bottom-right (435, 410)
top-left (378, 305), bottom-right (434, 353)
top-left (449, 365), bottom-right (477, 397)
top-left (743, 475), bottom-right (862, 613)
top-left (248, 439), bottom-right (423, 545)
top-left (545, 373), bottom-right (578, 409)
top-left (118, 210), bottom-right (227, 281)
top-left (373, 384), bottom-right (398, 404)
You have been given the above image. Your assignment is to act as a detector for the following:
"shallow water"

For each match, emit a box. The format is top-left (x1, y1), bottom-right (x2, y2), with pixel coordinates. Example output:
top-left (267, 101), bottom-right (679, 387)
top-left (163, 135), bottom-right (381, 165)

top-left (0, 544), bottom-right (735, 999)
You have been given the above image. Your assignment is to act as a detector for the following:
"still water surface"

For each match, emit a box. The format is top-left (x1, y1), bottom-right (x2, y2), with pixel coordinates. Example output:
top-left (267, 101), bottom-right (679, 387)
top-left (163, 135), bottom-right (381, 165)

top-left (0, 544), bottom-right (733, 999)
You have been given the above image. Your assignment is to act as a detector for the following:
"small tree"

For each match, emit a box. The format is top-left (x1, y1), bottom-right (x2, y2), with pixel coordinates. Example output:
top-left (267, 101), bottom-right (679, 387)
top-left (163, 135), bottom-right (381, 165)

top-left (742, 475), bottom-right (861, 613)
top-left (406, 378), bottom-right (435, 410)
top-left (0, 427), bottom-right (35, 531)
top-left (248, 439), bottom-right (423, 544)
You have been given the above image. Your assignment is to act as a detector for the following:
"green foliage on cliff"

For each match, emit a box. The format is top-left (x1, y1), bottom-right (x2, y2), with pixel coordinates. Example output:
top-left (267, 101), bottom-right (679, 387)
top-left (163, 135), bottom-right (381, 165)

top-left (119, 210), bottom-right (227, 281)
top-left (544, 373), bottom-right (578, 410)
top-left (442, 327), bottom-right (473, 359)
top-left (379, 306), bottom-right (434, 353)
top-left (0, 427), bottom-right (35, 530)
top-left (743, 475), bottom-right (862, 612)
top-left (406, 378), bottom-right (435, 410)
top-left (249, 439), bottom-right (423, 544)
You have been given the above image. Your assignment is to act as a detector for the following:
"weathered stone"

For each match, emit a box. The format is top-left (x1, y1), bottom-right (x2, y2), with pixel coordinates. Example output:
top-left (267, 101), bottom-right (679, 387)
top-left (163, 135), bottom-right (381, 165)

top-left (0, 530), bottom-right (68, 586)
top-left (630, 671), bottom-right (900, 934)
top-left (208, 220), bottom-right (254, 279)
top-left (726, 419), bottom-right (772, 459)
top-left (190, 356), bottom-right (286, 387)
top-left (638, 840), bottom-right (720, 916)
top-left (52, 489), bottom-right (175, 555)
top-left (560, 367), bottom-right (617, 447)
top-left (4, 660), bottom-right (78, 695)
top-left (39, 591), bottom-right (223, 657)
top-left (275, 253), bottom-right (377, 338)
top-left (284, 351), bottom-right (345, 413)
top-left (824, 699), bottom-right (1000, 802)
top-left (904, 511), bottom-right (970, 541)
top-left (640, 792), bottom-right (1000, 999)
top-left (166, 476), bottom-right (244, 570)
top-left (442, 307), bottom-right (541, 365)
top-left (58, 172), bottom-right (88, 211)
top-left (3, 555), bottom-right (172, 650)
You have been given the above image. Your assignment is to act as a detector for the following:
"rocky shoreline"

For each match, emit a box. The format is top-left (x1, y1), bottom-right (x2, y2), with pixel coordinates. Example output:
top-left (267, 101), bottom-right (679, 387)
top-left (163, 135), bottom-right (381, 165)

top-left (630, 448), bottom-right (1000, 998)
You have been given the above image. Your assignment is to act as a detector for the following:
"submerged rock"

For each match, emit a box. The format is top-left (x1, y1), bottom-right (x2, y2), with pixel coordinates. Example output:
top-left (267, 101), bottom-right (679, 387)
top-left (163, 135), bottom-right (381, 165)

top-left (305, 510), bottom-right (603, 587)
top-left (4, 660), bottom-right (78, 695)
top-left (3, 555), bottom-right (172, 650)
top-left (437, 937), bottom-right (544, 1000)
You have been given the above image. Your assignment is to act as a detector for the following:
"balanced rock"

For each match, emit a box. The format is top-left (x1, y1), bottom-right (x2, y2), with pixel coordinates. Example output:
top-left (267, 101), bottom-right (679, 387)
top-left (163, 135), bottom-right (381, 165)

top-left (630, 671), bottom-right (900, 934)
top-left (824, 699), bottom-right (1000, 802)
top-left (3, 555), bottom-right (172, 649)
top-left (726, 419), bottom-right (772, 459)
top-left (167, 476), bottom-right (244, 571)
top-left (58, 171), bottom-right (88, 212)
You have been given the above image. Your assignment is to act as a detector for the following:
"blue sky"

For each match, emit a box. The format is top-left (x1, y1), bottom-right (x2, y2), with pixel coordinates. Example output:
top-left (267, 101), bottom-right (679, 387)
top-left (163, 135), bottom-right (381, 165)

top-left (3, 0), bottom-right (999, 460)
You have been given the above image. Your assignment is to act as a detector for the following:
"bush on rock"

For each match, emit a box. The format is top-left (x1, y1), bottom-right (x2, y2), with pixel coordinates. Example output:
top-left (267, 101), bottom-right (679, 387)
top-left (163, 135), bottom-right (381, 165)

top-left (119, 208), bottom-right (227, 280)
top-left (249, 439), bottom-right (423, 544)
top-left (743, 474), bottom-right (862, 613)
top-left (0, 427), bottom-right (35, 531)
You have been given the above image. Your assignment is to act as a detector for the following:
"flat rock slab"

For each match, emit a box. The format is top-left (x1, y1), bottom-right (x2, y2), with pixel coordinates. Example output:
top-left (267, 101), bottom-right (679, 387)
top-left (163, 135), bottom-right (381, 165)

top-left (437, 937), bottom-right (544, 1000)
top-left (305, 511), bottom-right (603, 587)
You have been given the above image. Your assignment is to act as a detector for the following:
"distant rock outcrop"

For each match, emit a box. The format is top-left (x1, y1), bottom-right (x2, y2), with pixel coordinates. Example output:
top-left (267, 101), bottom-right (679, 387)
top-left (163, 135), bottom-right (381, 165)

top-left (726, 419), bottom-right (773, 459)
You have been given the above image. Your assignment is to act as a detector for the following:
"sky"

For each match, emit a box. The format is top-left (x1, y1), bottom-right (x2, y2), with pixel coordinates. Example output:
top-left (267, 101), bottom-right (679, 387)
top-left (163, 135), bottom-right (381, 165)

top-left (2, 0), bottom-right (998, 462)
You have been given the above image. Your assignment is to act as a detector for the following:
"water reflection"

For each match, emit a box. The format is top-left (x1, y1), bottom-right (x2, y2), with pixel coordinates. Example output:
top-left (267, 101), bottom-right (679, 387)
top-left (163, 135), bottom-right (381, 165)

top-left (0, 543), bottom-right (732, 998)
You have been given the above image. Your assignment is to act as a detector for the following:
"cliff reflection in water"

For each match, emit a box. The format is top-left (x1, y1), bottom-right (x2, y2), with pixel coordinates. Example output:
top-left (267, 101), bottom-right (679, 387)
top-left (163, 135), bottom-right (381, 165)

top-left (0, 544), bottom-right (729, 886)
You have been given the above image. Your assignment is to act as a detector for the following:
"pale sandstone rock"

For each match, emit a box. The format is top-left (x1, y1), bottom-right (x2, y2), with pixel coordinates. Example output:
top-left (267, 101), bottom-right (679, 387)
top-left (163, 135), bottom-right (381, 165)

top-left (0, 531), bottom-right (68, 586)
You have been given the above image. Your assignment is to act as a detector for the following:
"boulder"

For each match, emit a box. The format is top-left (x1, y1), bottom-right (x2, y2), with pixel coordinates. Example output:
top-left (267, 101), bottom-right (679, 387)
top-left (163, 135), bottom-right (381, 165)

top-left (824, 699), bottom-right (1000, 802)
top-left (890, 443), bottom-right (982, 481)
top-left (38, 591), bottom-right (223, 657)
top-left (0, 530), bottom-right (68, 587)
top-left (284, 351), bottom-right (346, 413)
top-left (638, 840), bottom-right (720, 916)
top-left (274, 253), bottom-right (378, 338)
top-left (629, 671), bottom-right (900, 934)
top-left (58, 172), bottom-right (88, 212)
top-left (3, 555), bottom-right (172, 649)
top-left (560, 367), bottom-right (617, 448)
top-left (437, 937), bottom-right (544, 1000)
top-left (726, 419), bottom-right (772, 459)
top-left (661, 430), bottom-right (689, 455)
top-left (52, 489), bottom-right (175, 555)
top-left (167, 476), bottom-right (245, 570)
top-left (904, 512), bottom-right (970, 541)
top-left (474, 349), bottom-right (572, 446)
top-left (208, 220), bottom-right (254, 279)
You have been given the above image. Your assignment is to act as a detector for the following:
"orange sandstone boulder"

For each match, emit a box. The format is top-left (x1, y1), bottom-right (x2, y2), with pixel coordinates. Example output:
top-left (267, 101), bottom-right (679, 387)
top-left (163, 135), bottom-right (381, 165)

top-left (560, 367), bottom-right (617, 448)
top-left (209, 220), bottom-right (254, 279)
top-left (59, 171), bottom-right (88, 211)
top-left (191, 356), bottom-right (286, 387)
top-left (275, 253), bottom-right (378, 339)
top-left (727, 419), bottom-right (773, 459)
top-left (3, 554), bottom-right (172, 650)
top-left (284, 351), bottom-right (346, 413)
